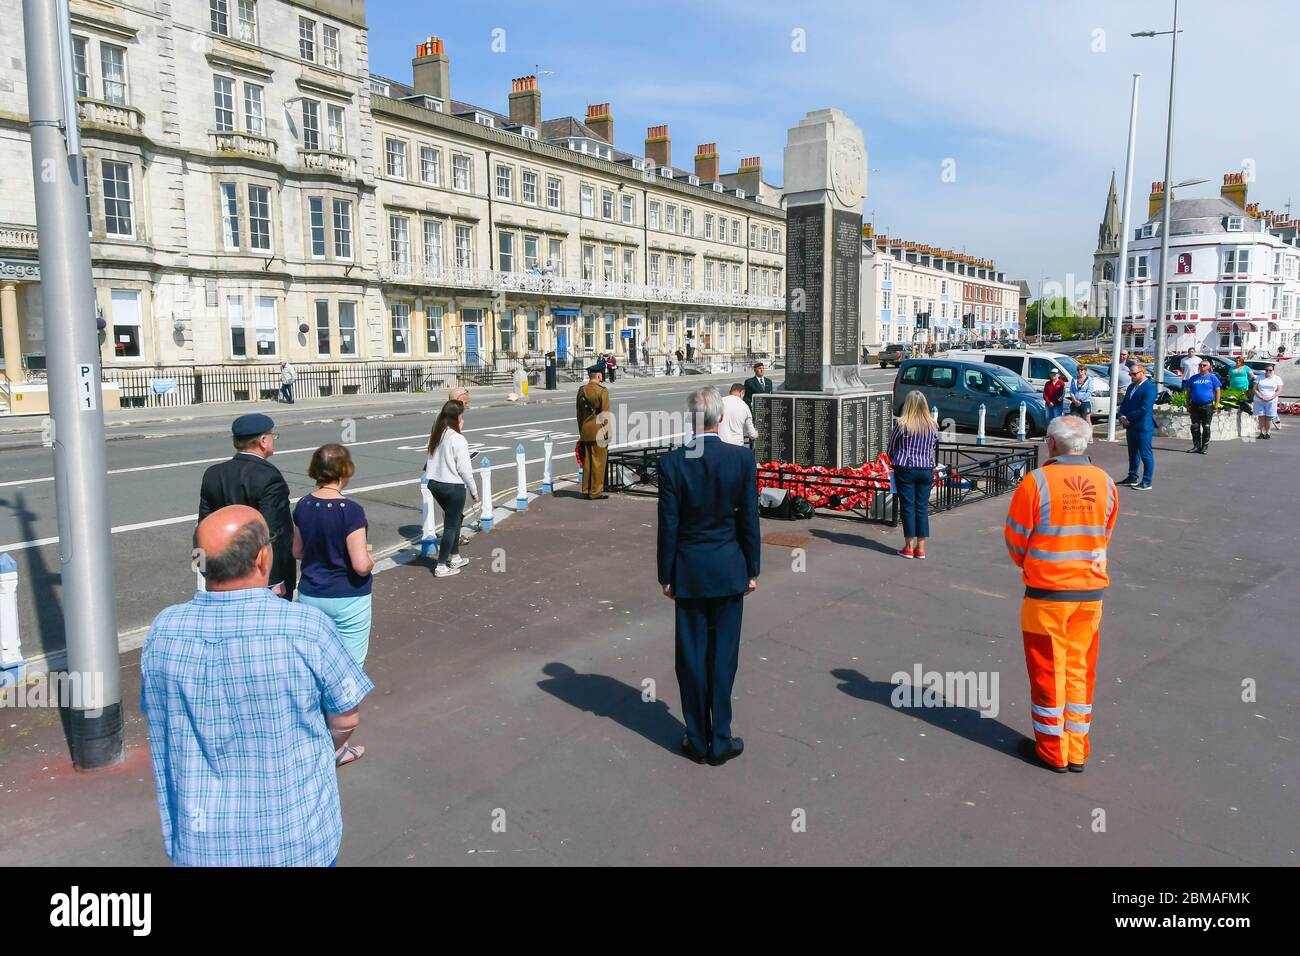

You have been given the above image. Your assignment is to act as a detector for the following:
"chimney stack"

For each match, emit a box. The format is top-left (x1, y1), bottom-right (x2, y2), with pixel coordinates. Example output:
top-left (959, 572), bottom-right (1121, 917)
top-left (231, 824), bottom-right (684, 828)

top-left (586, 103), bottom-right (613, 144)
top-left (1148, 180), bottom-right (1169, 219)
top-left (695, 143), bottom-right (719, 182)
top-left (1221, 171), bottom-right (1248, 209)
top-left (412, 36), bottom-right (450, 103)
top-left (645, 124), bottom-right (671, 169)
top-left (508, 75), bottom-right (541, 130)
top-left (737, 156), bottom-right (762, 197)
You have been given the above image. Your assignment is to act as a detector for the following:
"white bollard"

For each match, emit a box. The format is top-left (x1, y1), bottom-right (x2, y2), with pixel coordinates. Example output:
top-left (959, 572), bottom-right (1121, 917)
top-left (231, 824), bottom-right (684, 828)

top-left (931, 405), bottom-right (939, 424)
top-left (515, 443), bottom-right (528, 511)
top-left (977, 403), bottom-right (987, 445)
top-left (542, 434), bottom-right (555, 493)
top-left (1017, 401), bottom-right (1027, 442)
top-left (479, 456), bottom-right (494, 530)
top-left (0, 553), bottom-right (23, 684)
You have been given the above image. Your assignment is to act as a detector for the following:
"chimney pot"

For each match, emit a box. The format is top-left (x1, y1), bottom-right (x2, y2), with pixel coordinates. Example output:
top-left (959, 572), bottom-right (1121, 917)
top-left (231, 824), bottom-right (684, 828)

top-left (585, 103), bottom-right (613, 144)
top-left (508, 73), bottom-right (541, 128)
top-left (694, 142), bottom-right (719, 182)
top-left (413, 35), bottom-right (450, 102)
top-left (644, 124), bottom-right (671, 168)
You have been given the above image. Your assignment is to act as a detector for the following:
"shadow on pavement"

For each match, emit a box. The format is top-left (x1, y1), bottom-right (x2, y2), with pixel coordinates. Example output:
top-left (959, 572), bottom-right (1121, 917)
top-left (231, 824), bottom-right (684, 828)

top-left (809, 527), bottom-right (900, 556)
top-left (830, 667), bottom-right (1024, 757)
top-left (537, 662), bottom-right (685, 758)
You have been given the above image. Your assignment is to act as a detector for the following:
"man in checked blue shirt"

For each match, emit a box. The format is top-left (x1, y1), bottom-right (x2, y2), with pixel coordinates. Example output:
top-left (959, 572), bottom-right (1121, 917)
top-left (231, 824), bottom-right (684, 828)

top-left (142, 505), bottom-right (373, 867)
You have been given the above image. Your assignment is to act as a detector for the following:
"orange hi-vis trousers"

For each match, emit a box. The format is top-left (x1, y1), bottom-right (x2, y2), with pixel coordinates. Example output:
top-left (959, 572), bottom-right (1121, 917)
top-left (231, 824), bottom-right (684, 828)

top-left (1021, 597), bottom-right (1102, 768)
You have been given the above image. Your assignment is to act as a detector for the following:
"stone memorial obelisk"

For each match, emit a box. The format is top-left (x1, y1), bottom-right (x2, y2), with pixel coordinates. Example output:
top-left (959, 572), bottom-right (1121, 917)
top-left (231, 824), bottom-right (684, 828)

top-left (753, 109), bottom-right (891, 468)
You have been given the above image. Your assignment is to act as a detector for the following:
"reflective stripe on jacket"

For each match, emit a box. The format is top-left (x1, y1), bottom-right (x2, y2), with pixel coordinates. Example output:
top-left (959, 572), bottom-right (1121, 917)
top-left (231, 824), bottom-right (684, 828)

top-left (1004, 455), bottom-right (1118, 600)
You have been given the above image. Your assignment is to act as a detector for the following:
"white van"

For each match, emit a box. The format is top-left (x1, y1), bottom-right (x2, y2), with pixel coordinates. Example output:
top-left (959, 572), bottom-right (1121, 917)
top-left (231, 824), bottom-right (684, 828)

top-left (947, 349), bottom-right (1112, 417)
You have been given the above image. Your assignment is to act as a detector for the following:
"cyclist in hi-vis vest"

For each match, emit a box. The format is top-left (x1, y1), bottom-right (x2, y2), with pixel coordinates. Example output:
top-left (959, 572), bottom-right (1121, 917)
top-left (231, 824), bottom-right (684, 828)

top-left (1004, 416), bottom-right (1118, 773)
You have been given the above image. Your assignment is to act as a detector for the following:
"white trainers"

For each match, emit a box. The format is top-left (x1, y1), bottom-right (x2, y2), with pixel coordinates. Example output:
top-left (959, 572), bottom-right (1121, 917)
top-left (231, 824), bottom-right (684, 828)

top-left (449, 556), bottom-right (469, 570)
top-left (434, 564), bottom-right (461, 577)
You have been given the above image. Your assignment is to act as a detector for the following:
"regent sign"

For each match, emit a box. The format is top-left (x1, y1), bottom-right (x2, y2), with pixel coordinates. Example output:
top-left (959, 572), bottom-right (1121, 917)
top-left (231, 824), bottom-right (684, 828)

top-left (0, 258), bottom-right (40, 281)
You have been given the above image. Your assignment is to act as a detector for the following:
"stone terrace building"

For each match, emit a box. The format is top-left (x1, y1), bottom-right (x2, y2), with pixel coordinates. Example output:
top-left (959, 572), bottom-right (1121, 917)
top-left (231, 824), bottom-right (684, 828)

top-left (0, 0), bottom-right (376, 400)
top-left (367, 37), bottom-right (786, 372)
top-left (860, 225), bottom-right (1018, 350)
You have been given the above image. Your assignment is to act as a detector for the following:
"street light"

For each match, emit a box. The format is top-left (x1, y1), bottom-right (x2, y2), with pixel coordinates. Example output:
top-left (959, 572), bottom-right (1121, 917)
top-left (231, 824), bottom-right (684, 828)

top-left (1133, 0), bottom-right (1182, 385)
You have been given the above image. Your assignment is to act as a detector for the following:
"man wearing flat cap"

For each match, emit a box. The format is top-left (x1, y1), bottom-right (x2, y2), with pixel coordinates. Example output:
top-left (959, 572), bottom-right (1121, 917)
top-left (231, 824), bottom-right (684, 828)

top-left (198, 413), bottom-right (296, 598)
top-left (576, 364), bottom-right (612, 499)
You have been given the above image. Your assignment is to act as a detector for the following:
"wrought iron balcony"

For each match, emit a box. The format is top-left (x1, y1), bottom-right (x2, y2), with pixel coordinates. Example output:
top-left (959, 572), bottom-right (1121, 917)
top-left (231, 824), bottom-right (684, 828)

top-left (378, 260), bottom-right (785, 311)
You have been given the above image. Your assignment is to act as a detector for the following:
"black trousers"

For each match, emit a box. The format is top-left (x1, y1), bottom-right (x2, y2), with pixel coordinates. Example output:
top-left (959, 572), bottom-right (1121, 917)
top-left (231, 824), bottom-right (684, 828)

top-left (674, 593), bottom-right (744, 755)
top-left (1189, 402), bottom-right (1215, 448)
top-left (429, 480), bottom-right (466, 565)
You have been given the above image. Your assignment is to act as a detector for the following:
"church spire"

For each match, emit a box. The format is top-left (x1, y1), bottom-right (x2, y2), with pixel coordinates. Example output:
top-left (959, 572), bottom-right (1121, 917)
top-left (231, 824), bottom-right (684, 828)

top-left (1097, 170), bottom-right (1121, 254)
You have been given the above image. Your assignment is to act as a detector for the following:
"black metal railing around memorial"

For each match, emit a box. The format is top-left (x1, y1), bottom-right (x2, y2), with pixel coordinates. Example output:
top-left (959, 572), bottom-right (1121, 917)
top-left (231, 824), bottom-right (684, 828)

top-left (101, 361), bottom-right (463, 409)
top-left (605, 438), bottom-right (1039, 527)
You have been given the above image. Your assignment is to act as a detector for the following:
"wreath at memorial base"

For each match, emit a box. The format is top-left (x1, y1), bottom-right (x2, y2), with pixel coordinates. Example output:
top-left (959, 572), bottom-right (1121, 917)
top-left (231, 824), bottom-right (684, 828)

top-left (757, 454), bottom-right (895, 510)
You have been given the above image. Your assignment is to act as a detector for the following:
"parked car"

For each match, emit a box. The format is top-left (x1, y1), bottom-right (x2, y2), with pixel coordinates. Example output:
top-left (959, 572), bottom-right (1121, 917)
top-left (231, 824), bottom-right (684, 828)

top-left (948, 348), bottom-right (1113, 417)
top-left (877, 344), bottom-right (912, 368)
top-left (893, 358), bottom-right (1048, 437)
top-left (1163, 353), bottom-right (1232, 387)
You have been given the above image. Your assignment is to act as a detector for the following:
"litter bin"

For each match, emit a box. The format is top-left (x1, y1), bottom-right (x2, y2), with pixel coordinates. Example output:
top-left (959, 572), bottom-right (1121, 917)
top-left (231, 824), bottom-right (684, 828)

top-left (544, 351), bottom-right (558, 390)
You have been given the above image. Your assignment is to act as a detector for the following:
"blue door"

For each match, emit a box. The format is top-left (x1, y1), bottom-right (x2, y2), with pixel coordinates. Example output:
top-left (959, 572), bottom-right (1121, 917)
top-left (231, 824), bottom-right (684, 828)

top-left (464, 323), bottom-right (480, 365)
top-left (557, 327), bottom-right (568, 361)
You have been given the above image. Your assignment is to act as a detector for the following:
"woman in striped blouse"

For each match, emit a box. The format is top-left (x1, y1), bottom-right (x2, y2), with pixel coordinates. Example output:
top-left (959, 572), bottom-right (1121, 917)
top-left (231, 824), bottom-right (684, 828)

top-left (887, 390), bottom-right (939, 559)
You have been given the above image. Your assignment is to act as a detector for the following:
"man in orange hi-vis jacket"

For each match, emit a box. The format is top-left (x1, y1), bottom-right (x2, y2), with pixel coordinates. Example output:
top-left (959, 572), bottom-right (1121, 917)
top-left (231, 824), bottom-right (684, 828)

top-left (1004, 415), bottom-right (1118, 773)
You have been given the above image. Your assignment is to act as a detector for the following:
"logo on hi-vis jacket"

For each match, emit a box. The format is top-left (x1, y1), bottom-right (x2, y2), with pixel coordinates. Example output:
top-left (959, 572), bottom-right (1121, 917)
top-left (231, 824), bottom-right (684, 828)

top-left (1062, 475), bottom-right (1098, 513)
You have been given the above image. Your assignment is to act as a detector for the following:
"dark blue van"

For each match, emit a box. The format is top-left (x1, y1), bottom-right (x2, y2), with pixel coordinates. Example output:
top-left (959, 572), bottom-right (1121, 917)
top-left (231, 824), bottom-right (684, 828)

top-left (893, 358), bottom-right (1049, 437)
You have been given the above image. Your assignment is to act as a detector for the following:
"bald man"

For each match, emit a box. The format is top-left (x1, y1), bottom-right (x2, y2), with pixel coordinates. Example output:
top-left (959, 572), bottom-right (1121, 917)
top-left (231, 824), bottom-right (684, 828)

top-left (449, 385), bottom-right (470, 408)
top-left (141, 506), bottom-right (373, 867)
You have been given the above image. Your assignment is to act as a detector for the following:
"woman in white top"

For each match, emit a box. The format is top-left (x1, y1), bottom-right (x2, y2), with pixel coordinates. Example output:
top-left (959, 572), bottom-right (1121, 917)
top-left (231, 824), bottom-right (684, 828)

top-left (1252, 363), bottom-right (1282, 439)
top-left (423, 400), bottom-right (480, 576)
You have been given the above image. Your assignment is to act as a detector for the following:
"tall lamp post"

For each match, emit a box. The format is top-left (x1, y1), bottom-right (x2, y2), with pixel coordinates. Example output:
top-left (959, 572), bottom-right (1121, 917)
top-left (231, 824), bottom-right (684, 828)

top-left (1133, 0), bottom-right (1182, 385)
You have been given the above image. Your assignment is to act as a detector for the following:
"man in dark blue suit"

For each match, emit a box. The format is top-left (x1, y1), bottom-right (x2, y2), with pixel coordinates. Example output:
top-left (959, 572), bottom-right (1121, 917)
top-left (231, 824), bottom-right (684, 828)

top-left (657, 387), bottom-right (761, 766)
top-left (1117, 362), bottom-right (1157, 490)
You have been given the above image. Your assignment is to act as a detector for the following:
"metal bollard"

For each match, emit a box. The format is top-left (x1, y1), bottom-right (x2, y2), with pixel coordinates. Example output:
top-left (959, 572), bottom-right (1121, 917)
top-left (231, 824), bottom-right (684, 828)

top-left (515, 443), bottom-right (528, 511)
top-left (977, 403), bottom-right (987, 445)
top-left (479, 456), bottom-right (494, 530)
top-left (0, 554), bottom-right (23, 685)
top-left (1017, 401), bottom-right (1027, 442)
top-left (542, 434), bottom-right (555, 493)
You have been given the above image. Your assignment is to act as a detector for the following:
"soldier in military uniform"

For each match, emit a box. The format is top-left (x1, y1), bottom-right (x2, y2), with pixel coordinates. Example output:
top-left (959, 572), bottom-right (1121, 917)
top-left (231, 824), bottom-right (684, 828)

top-left (576, 365), bottom-right (612, 499)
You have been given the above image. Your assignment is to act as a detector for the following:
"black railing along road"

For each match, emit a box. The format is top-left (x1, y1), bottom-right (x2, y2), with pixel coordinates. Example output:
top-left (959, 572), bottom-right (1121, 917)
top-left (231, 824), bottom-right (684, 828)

top-left (605, 438), bottom-right (1040, 527)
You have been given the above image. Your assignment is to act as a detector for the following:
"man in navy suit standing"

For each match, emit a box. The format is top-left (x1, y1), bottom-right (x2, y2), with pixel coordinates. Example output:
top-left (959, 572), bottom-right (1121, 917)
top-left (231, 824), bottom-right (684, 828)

top-left (657, 387), bottom-right (761, 765)
top-left (1117, 362), bottom-right (1157, 490)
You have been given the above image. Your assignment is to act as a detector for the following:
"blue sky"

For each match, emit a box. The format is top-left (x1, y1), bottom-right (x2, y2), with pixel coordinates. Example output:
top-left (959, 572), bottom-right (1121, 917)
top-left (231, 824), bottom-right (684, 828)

top-left (366, 0), bottom-right (1300, 295)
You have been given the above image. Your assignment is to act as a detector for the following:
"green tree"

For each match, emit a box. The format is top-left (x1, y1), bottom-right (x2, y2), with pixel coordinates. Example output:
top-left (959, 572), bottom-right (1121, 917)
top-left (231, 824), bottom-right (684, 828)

top-left (1026, 296), bottom-right (1077, 337)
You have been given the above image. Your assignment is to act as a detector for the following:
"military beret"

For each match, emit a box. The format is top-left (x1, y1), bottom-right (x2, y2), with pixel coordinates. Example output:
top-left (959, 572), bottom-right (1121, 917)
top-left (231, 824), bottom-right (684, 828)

top-left (587, 364), bottom-right (603, 374)
top-left (232, 413), bottom-right (275, 438)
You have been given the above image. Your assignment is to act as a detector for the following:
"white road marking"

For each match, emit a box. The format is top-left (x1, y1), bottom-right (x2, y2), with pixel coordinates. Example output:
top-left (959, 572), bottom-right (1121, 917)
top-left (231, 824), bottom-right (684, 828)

top-left (0, 416), bottom-right (578, 488)
top-left (0, 432), bottom-right (684, 553)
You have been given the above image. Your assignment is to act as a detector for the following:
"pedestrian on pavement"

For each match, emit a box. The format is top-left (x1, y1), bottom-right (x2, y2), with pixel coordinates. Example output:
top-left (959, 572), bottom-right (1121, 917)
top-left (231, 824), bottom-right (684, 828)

top-left (1184, 359), bottom-right (1222, 454)
top-left (576, 365), bottom-right (611, 499)
top-left (424, 400), bottom-right (479, 577)
top-left (1042, 368), bottom-right (1066, 423)
top-left (887, 390), bottom-right (938, 559)
top-left (1067, 365), bottom-right (1095, 425)
top-left (279, 361), bottom-right (297, 404)
top-left (641, 342), bottom-right (650, 365)
top-left (1117, 362), bottom-right (1156, 490)
top-left (606, 352), bottom-right (617, 383)
top-left (675, 347), bottom-right (685, 371)
top-left (1253, 362), bottom-right (1282, 440)
top-left (198, 413), bottom-right (296, 598)
top-left (141, 505), bottom-right (373, 866)
top-left (743, 362), bottom-right (774, 408)
top-left (1114, 350), bottom-right (1132, 399)
top-left (294, 444), bottom-right (375, 664)
top-left (657, 386), bottom-right (760, 766)
top-left (1179, 347), bottom-right (1200, 382)
top-left (1228, 355), bottom-right (1254, 392)
top-left (596, 353), bottom-right (608, 382)
top-left (719, 383), bottom-right (758, 446)
top-left (1004, 415), bottom-right (1117, 774)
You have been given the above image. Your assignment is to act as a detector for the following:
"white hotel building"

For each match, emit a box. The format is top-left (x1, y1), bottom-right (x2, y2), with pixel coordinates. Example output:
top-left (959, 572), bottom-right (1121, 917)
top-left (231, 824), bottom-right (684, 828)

top-left (1095, 174), bottom-right (1300, 357)
top-left (860, 227), bottom-right (1020, 350)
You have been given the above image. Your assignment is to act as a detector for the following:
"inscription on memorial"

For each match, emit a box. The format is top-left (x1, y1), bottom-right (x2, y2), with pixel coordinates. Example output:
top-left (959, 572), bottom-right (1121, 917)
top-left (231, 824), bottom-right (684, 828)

top-left (830, 209), bottom-right (862, 366)
top-left (784, 205), bottom-right (824, 392)
top-left (754, 395), bottom-right (793, 464)
top-left (794, 397), bottom-right (837, 467)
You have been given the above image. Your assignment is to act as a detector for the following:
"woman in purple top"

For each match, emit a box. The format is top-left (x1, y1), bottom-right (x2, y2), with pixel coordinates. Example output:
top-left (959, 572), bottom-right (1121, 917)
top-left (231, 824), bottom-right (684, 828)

top-left (887, 390), bottom-right (939, 559)
top-left (293, 444), bottom-right (375, 668)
